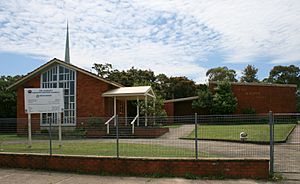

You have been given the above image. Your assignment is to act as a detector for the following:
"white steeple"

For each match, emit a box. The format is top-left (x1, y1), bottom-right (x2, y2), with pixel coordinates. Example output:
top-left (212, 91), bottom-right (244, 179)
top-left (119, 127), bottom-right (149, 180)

top-left (64, 21), bottom-right (70, 63)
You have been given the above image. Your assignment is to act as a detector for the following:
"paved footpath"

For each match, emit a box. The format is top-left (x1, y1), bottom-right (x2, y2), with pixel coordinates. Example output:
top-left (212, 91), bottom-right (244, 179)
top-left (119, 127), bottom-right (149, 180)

top-left (0, 168), bottom-right (296, 184)
top-left (287, 124), bottom-right (300, 143)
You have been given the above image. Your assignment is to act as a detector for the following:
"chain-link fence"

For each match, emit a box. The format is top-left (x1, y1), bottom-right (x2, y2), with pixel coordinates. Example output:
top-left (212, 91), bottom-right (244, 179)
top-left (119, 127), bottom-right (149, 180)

top-left (0, 113), bottom-right (299, 173)
top-left (273, 113), bottom-right (300, 173)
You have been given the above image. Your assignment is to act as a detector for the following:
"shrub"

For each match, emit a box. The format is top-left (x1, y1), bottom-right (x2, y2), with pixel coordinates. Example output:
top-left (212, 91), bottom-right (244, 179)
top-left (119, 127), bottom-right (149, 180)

top-left (242, 107), bottom-right (257, 114)
top-left (40, 129), bottom-right (49, 134)
top-left (87, 117), bottom-right (104, 128)
top-left (211, 81), bottom-right (238, 114)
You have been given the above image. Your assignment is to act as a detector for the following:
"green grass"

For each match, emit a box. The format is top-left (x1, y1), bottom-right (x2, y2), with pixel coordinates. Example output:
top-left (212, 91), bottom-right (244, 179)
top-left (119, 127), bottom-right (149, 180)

top-left (0, 134), bottom-right (55, 141)
top-left (0, 134), bottom-right (26, 141)
top-left (0, 142), bottom-right (204, 158)
top-left (186, 124), bottom-right (296, 143)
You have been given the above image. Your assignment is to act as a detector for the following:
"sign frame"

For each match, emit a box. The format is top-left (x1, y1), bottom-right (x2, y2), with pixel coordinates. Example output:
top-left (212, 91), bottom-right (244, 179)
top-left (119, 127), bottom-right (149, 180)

top-left (24, 88), bottom-right (64, 149)
top-left (24, 88), bottom-right (64, 114)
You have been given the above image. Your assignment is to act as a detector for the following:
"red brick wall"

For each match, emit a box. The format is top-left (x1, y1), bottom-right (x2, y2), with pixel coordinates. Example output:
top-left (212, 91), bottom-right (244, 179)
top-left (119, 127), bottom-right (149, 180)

top-left (231, 84), bottom-right (296, 113)
top-left (164, 102), bottom-right (174, 116)
top-left (165, 100), bottom-right (207, 116)
top-left (0, 153), bottom-right (269, 179)
top-left (77, 71), bottom-right (114, 117)
top-left (165, 83), bottom-right (297, 116)
top-left (76, 72), bottom-right (125, 118)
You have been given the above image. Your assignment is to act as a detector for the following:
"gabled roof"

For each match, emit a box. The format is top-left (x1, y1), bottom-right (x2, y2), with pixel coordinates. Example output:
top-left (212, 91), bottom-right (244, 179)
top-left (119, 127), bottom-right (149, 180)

top-left (7, 58), bottom-right (123, 90)
top-left (102, 86), bottom-right (156, 100)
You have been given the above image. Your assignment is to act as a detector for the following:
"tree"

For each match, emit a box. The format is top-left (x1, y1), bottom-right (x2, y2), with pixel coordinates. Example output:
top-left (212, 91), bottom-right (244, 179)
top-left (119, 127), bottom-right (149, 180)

top-left (240, 65), bottom-right (259, 83)
top-left (166, 76), bottom-right (198, 99)
top-left (92, 63), bottom-right (112, 78)
top-left (192, 82), bottom-right (237, 115)
top-left (154, 74), bottom-right (170, 99)
top-left (267, 65), bottom-right (300, 86)
top-left (137, 95), bottom-right (167, 117)
top-left (92, 62), bottom-right (199, 100)
top-left (192, 87), bottom-right (213, 114)
top-left (206, 67), bottom-right (237, 82)
top-left (211, 81), bottom-right (238, 114)
top-left (0, 75), bottom-right (22, 118)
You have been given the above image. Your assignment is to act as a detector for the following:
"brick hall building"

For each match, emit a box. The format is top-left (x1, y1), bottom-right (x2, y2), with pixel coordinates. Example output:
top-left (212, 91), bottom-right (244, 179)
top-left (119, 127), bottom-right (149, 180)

top-left (164, 82), bottom-right (297, 116)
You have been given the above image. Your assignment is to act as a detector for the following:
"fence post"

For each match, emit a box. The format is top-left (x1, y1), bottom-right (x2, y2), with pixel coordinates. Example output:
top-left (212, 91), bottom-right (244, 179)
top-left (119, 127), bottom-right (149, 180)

top-left (195, 113), bottom-right (198, 159)
top-left (116, 115), bottom-right (119, 158)
top-left (269, 111), bottom-right (274, 175)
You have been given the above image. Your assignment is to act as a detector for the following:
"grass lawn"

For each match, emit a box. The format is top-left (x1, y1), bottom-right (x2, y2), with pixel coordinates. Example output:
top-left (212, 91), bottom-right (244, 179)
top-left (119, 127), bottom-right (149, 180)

top-left (0, 134), bottom-right (26, 141)
top-left (0, 142), bottom-right (203, 158)
top-left (185, 124), bottom-right (296, 143)
top-left (0, 134), bottom-right (56, 141)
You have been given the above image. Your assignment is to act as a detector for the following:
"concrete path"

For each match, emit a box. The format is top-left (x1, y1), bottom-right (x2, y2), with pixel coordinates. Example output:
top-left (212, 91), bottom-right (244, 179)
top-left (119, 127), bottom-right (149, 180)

top-left (0, 168), bottom-right (291, 184)
top-left (287, 124), bottom-right (299, 143)
top-left (160, 125), bottom-right (195, 139)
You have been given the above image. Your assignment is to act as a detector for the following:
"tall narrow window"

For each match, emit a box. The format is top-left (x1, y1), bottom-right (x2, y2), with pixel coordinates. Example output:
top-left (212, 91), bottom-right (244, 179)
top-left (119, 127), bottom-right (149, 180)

top-left (40, 65), bottom-right (76, 126)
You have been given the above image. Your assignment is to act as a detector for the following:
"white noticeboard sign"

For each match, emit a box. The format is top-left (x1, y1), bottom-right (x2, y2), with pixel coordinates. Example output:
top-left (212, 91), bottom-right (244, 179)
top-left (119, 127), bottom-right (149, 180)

top-left (24, 88), bottom-right (64, 114)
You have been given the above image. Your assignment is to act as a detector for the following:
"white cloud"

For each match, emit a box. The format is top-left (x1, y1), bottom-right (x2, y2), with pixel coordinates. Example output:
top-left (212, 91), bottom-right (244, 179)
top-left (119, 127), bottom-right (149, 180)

top-left (0, 0), bottom-right (299, 83)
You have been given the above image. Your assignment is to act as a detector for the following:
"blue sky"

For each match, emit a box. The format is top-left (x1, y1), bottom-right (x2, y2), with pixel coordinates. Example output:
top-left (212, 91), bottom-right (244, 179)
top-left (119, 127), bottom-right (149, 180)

top-left (0, 0), bottom-right (299, 83)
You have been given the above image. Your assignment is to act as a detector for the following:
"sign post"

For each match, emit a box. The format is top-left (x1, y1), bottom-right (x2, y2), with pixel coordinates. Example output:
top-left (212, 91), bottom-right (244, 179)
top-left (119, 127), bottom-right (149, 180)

top-left (24, 88), bottom-right (64, 149)
top-left (28, 113), bottom-right (32, 148)
top-left (58, 112), bottom-right (62, 147)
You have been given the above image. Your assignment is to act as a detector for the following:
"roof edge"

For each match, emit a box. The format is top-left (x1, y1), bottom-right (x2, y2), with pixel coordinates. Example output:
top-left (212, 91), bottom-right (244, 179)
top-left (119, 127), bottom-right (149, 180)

top-left (164, 96), bottom-right (199, 103)
top-left (7, 58), bottom-right (123, 90)
top-left (209, 81), bottom-right (297, 88)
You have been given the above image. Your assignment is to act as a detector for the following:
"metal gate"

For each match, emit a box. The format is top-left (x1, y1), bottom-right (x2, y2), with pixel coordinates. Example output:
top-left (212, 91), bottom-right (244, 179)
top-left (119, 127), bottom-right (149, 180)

top-left (274, 114), bottom-right (300, 174)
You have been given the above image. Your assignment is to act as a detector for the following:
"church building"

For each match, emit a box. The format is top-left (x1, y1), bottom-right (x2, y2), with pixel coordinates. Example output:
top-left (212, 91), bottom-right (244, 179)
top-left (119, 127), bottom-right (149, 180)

top-left (8, 24), bottom-right (157, 136)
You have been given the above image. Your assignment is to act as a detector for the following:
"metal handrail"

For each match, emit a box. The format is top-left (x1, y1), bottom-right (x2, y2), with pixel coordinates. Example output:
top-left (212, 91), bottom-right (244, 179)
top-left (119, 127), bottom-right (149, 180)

top-left (130, 115), bottom-right (139, 134)
top-left (105, 115), bottom-right (116, 134)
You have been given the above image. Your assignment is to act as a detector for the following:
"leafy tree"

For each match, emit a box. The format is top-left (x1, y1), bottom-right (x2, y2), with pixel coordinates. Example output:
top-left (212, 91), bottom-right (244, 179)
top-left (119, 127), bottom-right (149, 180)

top-left (92, 63), bottom-right (112, 78)
top-left (154, 74), bottom-right (170, 99)
top-left (192, 82), bottom-right (237, 114)
top-left (92, 62), bottom-right (198, 100)
top-left (240, 65), bottom-right (259, 83)
top-left (211, 81), bottom-right (238, 114)
top-left (165, 76), bottom-right (198, 99)
top-left (137, 95), bottom-right (167, 117)
top-left (206, 67), bottom-right (237, 82)
top-left (192, 87), bottom-right (213, 114)
top-left (0, 75), bottom-right (22, 118)
top-left (267, 65), bottom-right (300, 86)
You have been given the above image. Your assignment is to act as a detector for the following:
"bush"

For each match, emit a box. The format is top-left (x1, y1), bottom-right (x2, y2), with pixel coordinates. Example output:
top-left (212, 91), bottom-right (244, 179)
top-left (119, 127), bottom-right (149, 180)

top-left (40, 129), bottom-right (49, 134)
top-left (242, 107), bottom-right (257, 114)
top-left (211, 81), bottom-right (238, 114)
top-left (87, 117), bottom-right (104, 128)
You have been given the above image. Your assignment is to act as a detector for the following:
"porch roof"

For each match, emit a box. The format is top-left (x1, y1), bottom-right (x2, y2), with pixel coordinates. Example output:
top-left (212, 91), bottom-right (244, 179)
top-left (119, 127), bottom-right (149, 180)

top-left (102, 86), bottom-right (156, 100)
